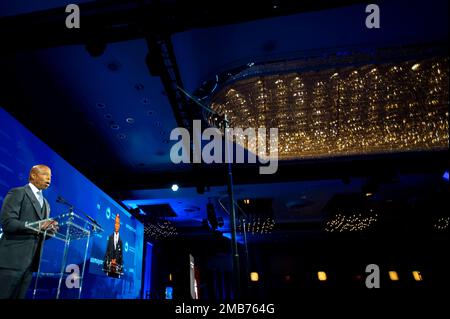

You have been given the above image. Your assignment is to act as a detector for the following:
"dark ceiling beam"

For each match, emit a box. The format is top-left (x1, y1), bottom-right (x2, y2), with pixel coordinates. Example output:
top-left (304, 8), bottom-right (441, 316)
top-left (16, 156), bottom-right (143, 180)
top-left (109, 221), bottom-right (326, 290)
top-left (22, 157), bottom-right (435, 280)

top-left (143, 29), bottom-right (210, 195)
top-left (144, 33), bottom-right (195, 129)
top-left (0, 0), bottom-right (367, 52)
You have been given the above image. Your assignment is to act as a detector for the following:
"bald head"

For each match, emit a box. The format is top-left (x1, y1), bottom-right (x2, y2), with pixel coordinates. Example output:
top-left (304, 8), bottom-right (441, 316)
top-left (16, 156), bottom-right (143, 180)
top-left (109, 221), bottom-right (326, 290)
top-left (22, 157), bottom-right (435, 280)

top-left (29, 165), bottom-right (52, 190)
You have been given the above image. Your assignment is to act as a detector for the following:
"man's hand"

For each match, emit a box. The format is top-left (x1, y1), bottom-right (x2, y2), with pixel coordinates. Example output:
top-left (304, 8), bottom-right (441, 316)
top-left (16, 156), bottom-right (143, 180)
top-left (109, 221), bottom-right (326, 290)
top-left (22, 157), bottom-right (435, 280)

top-left (40, 220), bottom-right (59, 233)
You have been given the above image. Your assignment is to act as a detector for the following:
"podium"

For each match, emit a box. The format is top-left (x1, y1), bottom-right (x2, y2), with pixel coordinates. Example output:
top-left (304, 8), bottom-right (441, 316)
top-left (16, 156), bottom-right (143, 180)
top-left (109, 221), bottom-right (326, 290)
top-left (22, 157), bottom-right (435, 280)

top-left (103, 260), bottom-right (124, 278)
top-left (25, 211), bottom-right (103, 299)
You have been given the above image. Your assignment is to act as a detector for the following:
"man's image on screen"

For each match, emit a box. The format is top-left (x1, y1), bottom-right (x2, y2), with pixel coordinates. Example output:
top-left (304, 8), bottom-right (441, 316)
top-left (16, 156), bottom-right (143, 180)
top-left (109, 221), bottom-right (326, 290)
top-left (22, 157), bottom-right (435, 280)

top-left (103, 213), bottom-right (123, 278)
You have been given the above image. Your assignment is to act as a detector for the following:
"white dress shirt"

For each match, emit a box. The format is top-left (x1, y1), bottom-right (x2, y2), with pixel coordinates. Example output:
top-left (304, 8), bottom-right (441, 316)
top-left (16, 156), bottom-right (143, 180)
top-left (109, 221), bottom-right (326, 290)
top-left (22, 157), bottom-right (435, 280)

top-left (114, 232), bottom-right (119, 249)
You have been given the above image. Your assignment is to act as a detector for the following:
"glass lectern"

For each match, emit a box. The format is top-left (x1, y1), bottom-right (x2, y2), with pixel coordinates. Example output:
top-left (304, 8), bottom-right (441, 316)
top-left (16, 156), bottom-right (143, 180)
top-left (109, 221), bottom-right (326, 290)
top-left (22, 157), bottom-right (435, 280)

top-left (25, 211), bottom-right (103, 299)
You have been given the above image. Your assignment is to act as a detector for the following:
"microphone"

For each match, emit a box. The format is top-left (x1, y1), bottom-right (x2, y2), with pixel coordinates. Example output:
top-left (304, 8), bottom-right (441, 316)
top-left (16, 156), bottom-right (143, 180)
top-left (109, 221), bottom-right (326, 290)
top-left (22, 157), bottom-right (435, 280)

top-left (56, 195), bottom-right (72, 207)
top-left (56, 195), bottom-right (102, 229)
top-left (84, 214), bottom-right (102, 229)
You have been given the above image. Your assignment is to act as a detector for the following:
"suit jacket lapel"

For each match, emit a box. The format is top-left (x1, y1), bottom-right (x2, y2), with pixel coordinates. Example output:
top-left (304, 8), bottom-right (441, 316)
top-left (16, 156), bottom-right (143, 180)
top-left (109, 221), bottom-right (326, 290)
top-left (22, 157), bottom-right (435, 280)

top-left (24, 185), bottom-right (45, 219)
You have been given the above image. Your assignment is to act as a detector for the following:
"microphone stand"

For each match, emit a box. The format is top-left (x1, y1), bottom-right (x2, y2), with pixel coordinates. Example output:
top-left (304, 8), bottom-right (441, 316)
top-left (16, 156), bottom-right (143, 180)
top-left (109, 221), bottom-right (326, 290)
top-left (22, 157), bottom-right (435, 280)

top-left (177, 86), bottom-right (241, 298)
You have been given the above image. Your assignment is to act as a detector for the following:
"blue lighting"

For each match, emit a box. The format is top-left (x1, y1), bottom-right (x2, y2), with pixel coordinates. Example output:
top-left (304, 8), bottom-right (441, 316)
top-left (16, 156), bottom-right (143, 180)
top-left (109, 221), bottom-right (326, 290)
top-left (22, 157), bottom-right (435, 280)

top-left (443, 171), bottom-right (449, 181)
top-left (222, 232), bottom-right (232, 240)
top-left (222, 232), bottom-right (245, 244)
top-left (143, 242), bottom-right (153, 299)
top-left (165, 287), bottom-right (173, 299)
top-left (130, 204), bottom-right (146, 216)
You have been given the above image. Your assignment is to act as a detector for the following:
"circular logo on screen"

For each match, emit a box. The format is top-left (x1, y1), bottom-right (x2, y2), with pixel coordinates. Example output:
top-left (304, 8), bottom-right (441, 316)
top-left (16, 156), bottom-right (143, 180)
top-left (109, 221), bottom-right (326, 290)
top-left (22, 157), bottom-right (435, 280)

top-left (125, 241), bottom-right (129, 252)
top-left (106, 207), bottom-right (111, 219)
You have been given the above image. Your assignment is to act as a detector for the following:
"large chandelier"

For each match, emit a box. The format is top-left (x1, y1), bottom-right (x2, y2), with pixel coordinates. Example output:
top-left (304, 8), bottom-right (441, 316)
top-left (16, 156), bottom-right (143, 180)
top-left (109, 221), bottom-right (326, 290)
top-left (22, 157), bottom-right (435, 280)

top-left (209, 49), bottom-right (448, 160)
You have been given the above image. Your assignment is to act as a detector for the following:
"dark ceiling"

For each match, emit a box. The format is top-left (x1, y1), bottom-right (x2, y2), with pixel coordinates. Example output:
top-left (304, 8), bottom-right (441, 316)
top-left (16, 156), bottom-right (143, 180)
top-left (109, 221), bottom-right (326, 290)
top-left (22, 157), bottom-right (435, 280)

top-left (0, 0), bottom-right (448, 242)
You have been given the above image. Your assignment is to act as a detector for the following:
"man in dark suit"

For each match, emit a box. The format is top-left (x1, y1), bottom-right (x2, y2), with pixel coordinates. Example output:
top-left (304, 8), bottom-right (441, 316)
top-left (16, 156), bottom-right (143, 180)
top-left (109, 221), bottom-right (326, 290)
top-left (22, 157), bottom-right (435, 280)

top-left (103, 213), bottom-right (123, 277)
top-left (0, 164), bottom-right (57, 299)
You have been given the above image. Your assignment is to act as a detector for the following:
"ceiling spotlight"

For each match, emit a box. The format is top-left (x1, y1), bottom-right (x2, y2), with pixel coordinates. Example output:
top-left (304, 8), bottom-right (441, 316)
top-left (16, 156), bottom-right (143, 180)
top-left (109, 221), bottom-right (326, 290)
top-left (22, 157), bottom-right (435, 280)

top-left (117, 133), bottom-right (127, 140)
top-left (171, 184), bottom-right (179, 192)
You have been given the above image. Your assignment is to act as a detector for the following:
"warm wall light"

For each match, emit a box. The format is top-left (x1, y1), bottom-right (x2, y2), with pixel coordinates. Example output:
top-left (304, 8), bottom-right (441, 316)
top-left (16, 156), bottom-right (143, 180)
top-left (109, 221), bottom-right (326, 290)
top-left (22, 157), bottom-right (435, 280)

top-left (244, 199), bottom-right (250, 205)
top-left (169, 273), bottom-right (172, 282)
top-left (317, 271), bottom-right (327, 281)
top-left (250, 272), bottom-right (259, 282)
top-left (412, 271), bottom-right (423, 281)
top-left (389, 271), bottom-right (399, 281)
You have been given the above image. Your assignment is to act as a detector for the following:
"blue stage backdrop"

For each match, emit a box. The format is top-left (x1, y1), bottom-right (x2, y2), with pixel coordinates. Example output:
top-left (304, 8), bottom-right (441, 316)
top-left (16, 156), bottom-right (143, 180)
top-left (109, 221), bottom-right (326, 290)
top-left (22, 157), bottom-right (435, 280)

top-left (0, 107), bottom-right (144, 299)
